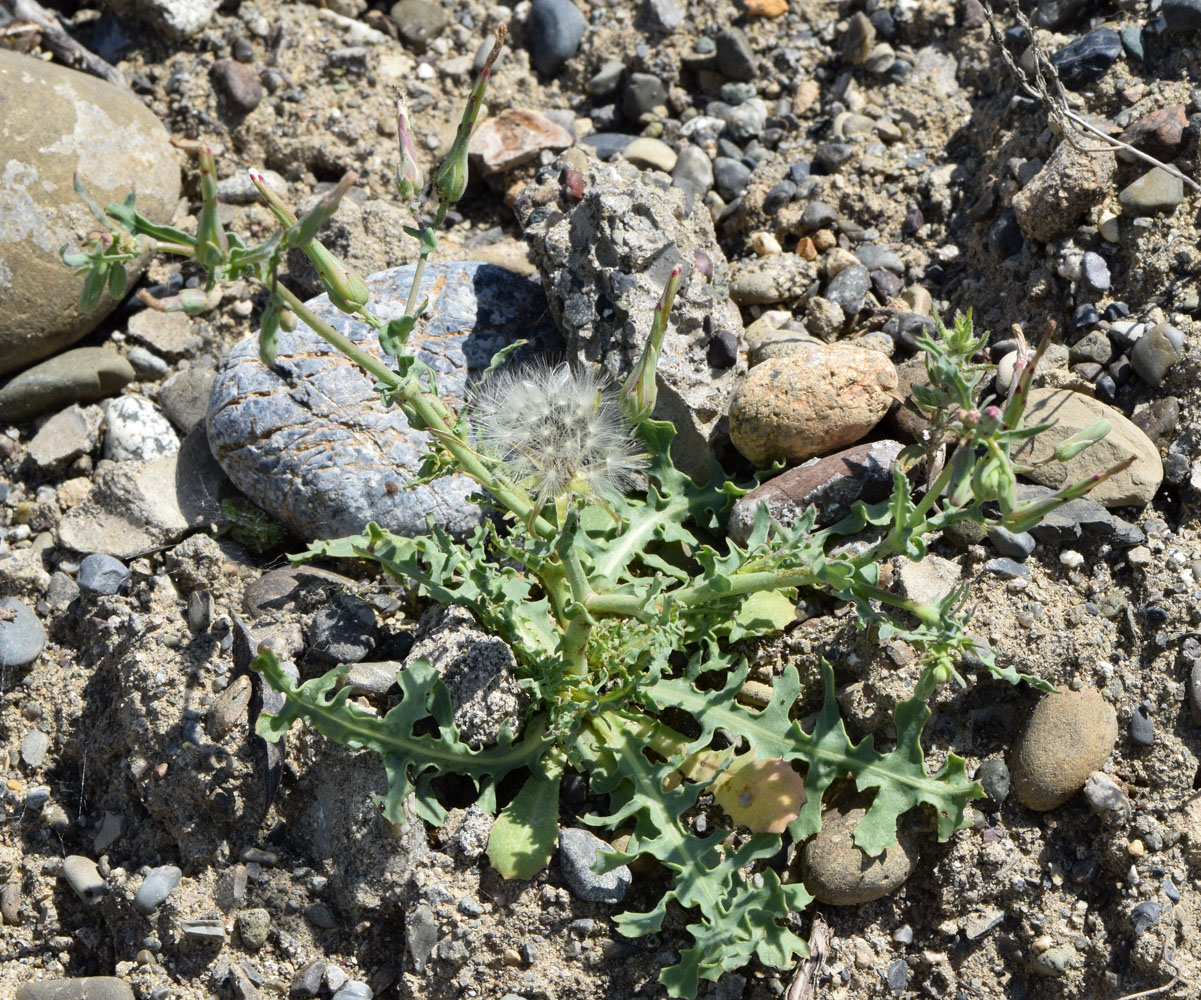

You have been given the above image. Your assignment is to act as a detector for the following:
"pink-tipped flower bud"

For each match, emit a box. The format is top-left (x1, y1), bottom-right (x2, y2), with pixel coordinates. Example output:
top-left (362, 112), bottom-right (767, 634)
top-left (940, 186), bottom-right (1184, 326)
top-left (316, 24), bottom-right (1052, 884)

top-left (394, 89), bottom-right (424, 203)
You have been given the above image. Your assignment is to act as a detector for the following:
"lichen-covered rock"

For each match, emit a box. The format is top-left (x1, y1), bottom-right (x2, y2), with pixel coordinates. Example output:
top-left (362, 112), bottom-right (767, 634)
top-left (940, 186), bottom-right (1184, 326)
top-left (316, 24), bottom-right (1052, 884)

top-left (728, 345), bottom-right (897, 465)
top-left (1010, 685), bottom-right (1118, 811)
top-left (515, 150), bottom-right (745, 478)
top-left (207, 261), bottom-right (561, 541)
top-left (0, 49), bottom-right (179, 375)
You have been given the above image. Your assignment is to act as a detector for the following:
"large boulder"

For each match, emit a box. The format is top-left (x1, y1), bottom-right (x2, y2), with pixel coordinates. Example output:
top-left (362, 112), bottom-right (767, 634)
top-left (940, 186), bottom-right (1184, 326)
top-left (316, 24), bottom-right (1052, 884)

top-left (0, 49), bottom-right (180, 375)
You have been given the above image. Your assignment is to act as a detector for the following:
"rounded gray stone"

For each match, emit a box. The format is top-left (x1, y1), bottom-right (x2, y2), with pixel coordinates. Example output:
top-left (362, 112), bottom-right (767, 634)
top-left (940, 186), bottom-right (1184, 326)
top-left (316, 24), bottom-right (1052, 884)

top-left (0, 348), bottom-right (135, 422)
top-left (103, 395), bottom-right (180, 462)
top-left (133, 864), bottom-right (182, 915)
top-left (558, 827), bottom-right (631, 903)
top-left (206, 261), bottom-right (561, 541)
top-left (77, 553), bottom-right (130, 595)
top-left (0, 598), bottom-right (46, 669)
top-left (0, 49), bottom-right (180, 376)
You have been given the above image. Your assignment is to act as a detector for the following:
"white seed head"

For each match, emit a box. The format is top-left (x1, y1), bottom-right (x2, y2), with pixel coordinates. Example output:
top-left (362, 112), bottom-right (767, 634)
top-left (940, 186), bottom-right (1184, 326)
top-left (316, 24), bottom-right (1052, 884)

top-left (467, 361), bottom-right (645, 505)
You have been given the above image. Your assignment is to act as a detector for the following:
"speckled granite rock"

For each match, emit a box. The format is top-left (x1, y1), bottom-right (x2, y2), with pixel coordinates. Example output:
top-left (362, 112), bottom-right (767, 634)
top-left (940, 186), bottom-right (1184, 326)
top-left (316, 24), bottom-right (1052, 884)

top-left (515, 149), bottom-right (745, 479)
top-left (0, 49), bottom-right (179, 375)
top-left (207, 261), bottom-right (561, 541)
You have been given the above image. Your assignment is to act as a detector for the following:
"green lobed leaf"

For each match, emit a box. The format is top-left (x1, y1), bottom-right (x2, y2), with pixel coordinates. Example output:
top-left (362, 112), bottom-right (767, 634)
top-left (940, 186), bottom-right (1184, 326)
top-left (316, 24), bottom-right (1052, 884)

top-left (486, 765), bottom-right (561, 879)
top-left (253, 647), bottom-right (552, 825)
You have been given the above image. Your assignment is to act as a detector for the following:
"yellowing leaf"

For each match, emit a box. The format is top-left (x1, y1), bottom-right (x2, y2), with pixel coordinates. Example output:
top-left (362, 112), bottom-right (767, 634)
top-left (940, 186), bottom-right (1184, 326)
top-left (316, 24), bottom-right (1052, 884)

top-left (713, 756), bottom-right (805, 834)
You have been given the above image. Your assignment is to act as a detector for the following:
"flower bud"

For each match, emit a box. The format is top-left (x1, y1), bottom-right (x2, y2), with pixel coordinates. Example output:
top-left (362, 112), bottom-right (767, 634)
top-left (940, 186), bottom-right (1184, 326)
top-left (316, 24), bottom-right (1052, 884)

top-left (622, 267), bottom-right (681, 423)
top-left (434, 25), bottom-right (504, 204)
top-left (287, 172), bottom-right (358, 249)
top-left (394, 89), bottom-right (424, 203)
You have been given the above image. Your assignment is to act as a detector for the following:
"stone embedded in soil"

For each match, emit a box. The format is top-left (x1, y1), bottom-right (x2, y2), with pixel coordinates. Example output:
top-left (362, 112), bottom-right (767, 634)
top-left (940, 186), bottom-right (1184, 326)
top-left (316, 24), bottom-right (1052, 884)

top-left (729, 252), bottom-right (820, 305)
top-left (61, 855), bottom-right (107, 904)
top-left (0, 598), bottom-right (47, 669)
top-left (26, 404), bottom-right (104, 473)
top-left (104, 395), bottom-right (180, 462)
top-left (1116, 104), bottom-right (1188, 161)
top-left (558, 827), bottom-right (632, 903)
top-left (14, 979), bottom-right (134, 1000)
top-left (307, 592), bottom-right (378, 664)
top-left (0, 348), bottom-right (135, 422)
top-left (1083, 771), bottom-right (1131, 824)
top-left (974, 759), bottom-right (1011, 803)
top-left (210, 59), bottom-right (263, 114)
top-left (469, 109), bottom-right (574, 174)
top-left (389, 0), bottom-right (447, 49)
top-left (728, 345), bottom-right (897, 466)
top-left (1162, 0), bottom-right (1201, 32)
top-left (133, 864), bottom-right (182, 915)
top-left (799, 804), bottom-right (918, 905)
top-left (1009, 685), bottom-right (1118, 811)
top-left (1119, 167), bottom-right (1186, 215)
top-left (1130, 322), bottom-right (1184, 386)
top-left (1012, 138), bottom-right (1117, 243)
top-left (727, 439), bottom-right (902, 543)
top-left (1011, 388), bottom-right (1164, 507)
top-left (77, 553), bottom-right (131, 595)
top-left (207, 261), bottom-right (560, 541)
top-left (1049, 28), bottom-right (1122, 89)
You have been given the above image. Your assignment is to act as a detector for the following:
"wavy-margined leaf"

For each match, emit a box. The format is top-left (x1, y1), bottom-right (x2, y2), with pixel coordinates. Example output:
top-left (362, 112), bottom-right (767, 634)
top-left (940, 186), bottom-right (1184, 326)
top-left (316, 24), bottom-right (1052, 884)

top-left (254, 647), bottom-right (552, 824)
top-left (642, 660), bottom-right (982, 853)
top-left (579, 718), bottom-right (810, 997)
top-left (486, 764), bottom-right (561, 879)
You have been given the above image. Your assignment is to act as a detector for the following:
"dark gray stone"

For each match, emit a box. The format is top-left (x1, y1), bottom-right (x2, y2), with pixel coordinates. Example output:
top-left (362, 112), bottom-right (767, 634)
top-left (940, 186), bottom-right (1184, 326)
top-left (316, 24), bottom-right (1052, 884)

top-left (984, 557), bottom-right (1029, 578)
top-left (1130, 900), bottom-right (1162, 936)
top-left (987, 526), bottom-right (1036, 560)
top-left (0, 598), bottom-right (46, 669)
top-left (559, 827), bottom-right (631, 903)
top-left (207, 262), bottom-right (561, 541)
top-left (1081, 251), bottom-right (1110, 292)
top-left (1050, 28), bottom-right (1122, 90)
top-left (801, 200), bottom-right (838, 229)
top-left (824, 264), bottom-right (871, 317)
top-left (580, 132), bottom-right (636, 160)
top-left (715, 27), bottom-right (756, 81)
top-left (623, 72), bottom-right (667, 119)
top-left (308, 592), bottom-right (377, 664)
top-left (1129, 704), bottom-right (1155, 746)
top-left (713, 156), bottom-right (752, 201)
top-left (77, 553), bottom-right (130, 595)
top-left (158, 367), bottom-right (217, 432)
top-left (527, 0), bottom-right (587, 75)
top-left (1163, 0), bottom-right (1201, 32)
top-left (975, 758), bottom-right (1011, 803)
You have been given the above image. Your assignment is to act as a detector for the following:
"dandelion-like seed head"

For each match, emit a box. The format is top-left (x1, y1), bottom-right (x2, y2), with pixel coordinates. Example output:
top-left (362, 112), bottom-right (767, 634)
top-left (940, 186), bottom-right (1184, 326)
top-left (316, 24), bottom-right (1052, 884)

top-left (467, 361), bottom-right (645, 506)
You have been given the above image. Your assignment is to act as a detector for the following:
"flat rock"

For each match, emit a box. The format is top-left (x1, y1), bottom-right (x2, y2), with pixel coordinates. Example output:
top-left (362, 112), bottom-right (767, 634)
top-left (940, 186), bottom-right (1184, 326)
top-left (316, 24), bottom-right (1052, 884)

top-left (0, 49), bottom-right (179, 375)
top-left (800, 804), bottom-right (918, 904)
top-left (1012, 138), bottom-right (1117, 243)
top-left (207, 261), bottom-right (560, 541)
top-left (1119, 166), bottom-right (1185, 215)
top-left (126, 309), bottom-right (202, 361)
top-left (1115, 105), bottom-right (1188, 162)
top-left (727, 440), bottom-right (902, 544)
top-left (56, 455), bottom-right (191, 558)
top-left (0, 348), bottom-right (134, 422)
top-left (26, 404), bottom-right (104, 472)
top-left (15, 980), bottom-right (133, 1000)
top-left (469, 109), bottom-right (573, 174)
top-left (728, 346), bottom-right (897, 466)
top-left (1010, 686), bottom-right (1118, 810)
top-left (1011, 388), bottom-right (1163, 507)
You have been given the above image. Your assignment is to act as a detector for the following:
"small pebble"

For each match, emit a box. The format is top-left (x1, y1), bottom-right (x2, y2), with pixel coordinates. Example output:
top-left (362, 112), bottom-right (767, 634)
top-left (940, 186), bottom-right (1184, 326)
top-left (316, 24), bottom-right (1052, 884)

top-left (559, 828), bottom-right (631, 904)
top-left (77, 553), bottom-right (130, 595)
top-left (62, 855), bottom-right (107, 905)
top-left (19, 729), bottom-right (49, 768)
top-left (1130, 900), bottom-right (1162, 936)
top-left (134, 865), bottom-right (182, 916)
top-left (975, 759), bottom-right (1011, 803)
top-left (236, 907), bottom-right (272, 951)
top-left (1129, 704), bottom-right (1155, 746)
top-left (331, 983), bottom-right (373, 1000)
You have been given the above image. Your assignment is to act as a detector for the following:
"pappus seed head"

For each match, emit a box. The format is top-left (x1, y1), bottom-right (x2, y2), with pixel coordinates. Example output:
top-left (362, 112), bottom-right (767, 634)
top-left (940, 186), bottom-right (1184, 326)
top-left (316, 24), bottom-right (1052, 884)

top-left (467, 361), bottom-right (646, 505)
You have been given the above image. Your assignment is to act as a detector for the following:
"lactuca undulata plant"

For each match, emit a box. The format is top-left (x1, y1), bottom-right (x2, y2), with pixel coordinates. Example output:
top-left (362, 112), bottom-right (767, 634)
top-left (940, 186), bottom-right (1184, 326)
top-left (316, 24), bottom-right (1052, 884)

top-left (63, 29), bottom-right (1132, 997)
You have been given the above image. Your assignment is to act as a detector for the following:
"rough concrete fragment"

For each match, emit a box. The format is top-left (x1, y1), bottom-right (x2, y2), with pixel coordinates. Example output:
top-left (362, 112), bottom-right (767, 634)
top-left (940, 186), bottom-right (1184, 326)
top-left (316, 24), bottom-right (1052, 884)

top-left (1012, 138), bottom-right (1117, 243)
